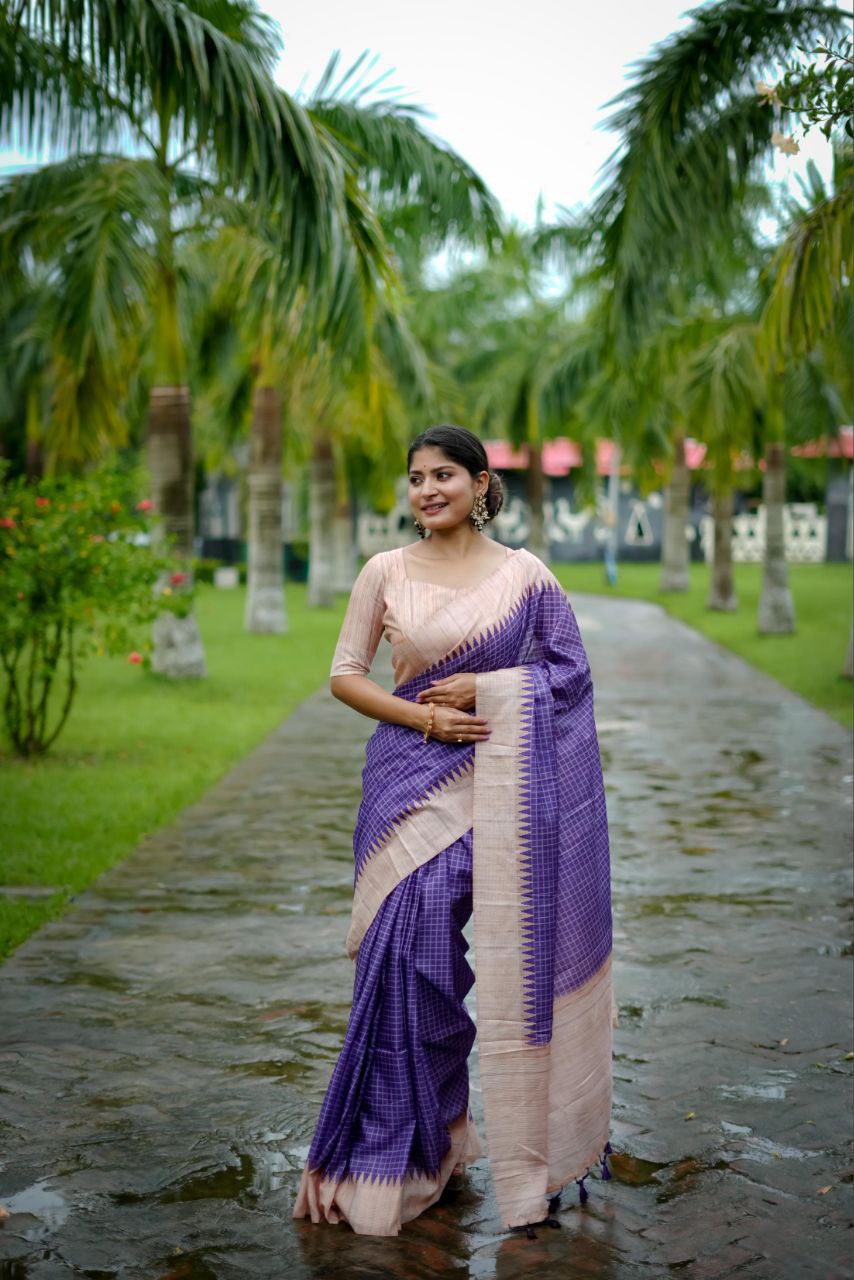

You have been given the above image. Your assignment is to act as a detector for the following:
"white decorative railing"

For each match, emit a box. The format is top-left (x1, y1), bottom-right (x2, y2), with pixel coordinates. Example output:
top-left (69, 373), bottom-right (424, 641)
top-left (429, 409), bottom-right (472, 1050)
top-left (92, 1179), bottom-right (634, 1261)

top-left (699, 504), bottom-right (827, 564)
top-left (361, 497), bottom-right (831, 562)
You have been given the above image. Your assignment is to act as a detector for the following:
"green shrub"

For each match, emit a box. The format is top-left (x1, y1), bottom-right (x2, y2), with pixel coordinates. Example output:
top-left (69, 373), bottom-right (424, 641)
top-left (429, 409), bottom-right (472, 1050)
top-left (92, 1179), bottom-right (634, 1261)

top-left (0, 465), bottom-right (178, 756)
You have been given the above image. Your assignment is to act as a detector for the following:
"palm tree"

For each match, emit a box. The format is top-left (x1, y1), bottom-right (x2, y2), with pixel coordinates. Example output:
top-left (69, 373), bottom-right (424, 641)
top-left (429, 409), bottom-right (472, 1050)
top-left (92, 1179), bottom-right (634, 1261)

top-left (412, 235), bottom-right (575, 562)
top-left (757, 144), bottom-right (852, 648)
top-left (582, 0), bottom-right (848, 617)
top-left (680, 320), bottom-right (767, 610)
top-left (300, 311), bottom-right (437, 607)
top-left (1, 1), bottom-right (353, 673)
top-left (588, 0), bottom-right (848, 348)
top-left (187, 53), bottom-right (501, 623)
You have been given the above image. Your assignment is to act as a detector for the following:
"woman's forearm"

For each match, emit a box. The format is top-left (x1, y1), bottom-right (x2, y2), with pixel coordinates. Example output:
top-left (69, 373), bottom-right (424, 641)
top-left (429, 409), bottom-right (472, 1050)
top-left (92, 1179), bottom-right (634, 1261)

top-left (330, 674), bottom-right (429, 733)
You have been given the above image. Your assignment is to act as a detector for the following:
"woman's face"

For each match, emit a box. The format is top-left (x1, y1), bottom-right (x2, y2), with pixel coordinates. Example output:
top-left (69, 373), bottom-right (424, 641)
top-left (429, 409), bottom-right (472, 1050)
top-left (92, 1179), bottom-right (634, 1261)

top-left (408, 446), bottom-right (486, 534)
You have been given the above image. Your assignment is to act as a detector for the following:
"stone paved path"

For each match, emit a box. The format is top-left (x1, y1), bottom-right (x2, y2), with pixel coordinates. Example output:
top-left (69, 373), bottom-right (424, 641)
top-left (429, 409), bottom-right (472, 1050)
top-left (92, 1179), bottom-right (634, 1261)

top-left (1, 594), bottom-right (852, 1280)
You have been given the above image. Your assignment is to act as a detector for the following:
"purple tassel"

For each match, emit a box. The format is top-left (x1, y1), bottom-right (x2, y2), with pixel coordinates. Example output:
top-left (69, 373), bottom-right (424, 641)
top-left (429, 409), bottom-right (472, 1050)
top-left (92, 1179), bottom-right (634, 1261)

top-left (600, 1155), bottom-right (612, 1181)
top-left (603, 1141), bottom-right (613, 1155)
top-left (575, 1174), bottom-right (589, 1204)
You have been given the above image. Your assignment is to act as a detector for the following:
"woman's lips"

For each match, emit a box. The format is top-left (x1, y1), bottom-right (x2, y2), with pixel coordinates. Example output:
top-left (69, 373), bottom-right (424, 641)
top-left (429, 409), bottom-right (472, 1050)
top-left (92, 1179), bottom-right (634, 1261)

top-left (422, 503), bottom-right (448, 513)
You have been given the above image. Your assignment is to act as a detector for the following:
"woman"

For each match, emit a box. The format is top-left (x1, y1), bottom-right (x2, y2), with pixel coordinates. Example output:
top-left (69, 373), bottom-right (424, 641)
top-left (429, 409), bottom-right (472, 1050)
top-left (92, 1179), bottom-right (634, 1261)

top-left (293, 424), bottom-right (616, 1238)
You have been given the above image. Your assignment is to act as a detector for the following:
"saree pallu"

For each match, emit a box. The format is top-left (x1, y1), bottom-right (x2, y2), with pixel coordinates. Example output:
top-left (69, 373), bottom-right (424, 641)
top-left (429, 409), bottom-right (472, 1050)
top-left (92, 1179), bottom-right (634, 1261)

top-left (294, 557), bottom-right (615, 1235)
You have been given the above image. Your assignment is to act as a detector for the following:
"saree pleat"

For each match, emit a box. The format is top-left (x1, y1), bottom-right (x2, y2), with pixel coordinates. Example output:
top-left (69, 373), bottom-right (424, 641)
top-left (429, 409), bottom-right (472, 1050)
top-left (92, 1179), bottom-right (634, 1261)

top-left (294, 548), bottom-right (614, 1236)
top-left (293, 835), bottom-right (483, 1234)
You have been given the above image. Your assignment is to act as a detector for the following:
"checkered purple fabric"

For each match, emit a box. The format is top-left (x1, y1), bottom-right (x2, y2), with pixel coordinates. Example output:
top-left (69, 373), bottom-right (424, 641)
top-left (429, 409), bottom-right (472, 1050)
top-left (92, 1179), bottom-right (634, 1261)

top-left (307, 581), bottom-right (611, 1182)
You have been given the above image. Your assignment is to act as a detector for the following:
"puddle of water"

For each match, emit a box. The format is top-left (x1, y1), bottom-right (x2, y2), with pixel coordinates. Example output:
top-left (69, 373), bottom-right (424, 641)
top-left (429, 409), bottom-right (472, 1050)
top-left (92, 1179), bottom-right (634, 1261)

top-left (41, 970), bottom-right (132, 993)
top-left (817, 941), bottom-right (853, 957)
top-left (226, 1059), bottom-right (311, 1082)
top-left (607, 1151), bottom-right (670, 1186)
top-left (595, 718), bottom-right (645, 733)
top-left (115, 1143), bottom-right (295, 1208)
top-left (720, 1133), bottom-right (823, 1163)
top-left (721, 748), bottom-right (766, 768)
top-left (720, 1082), bottom-right (787, 1101)
top-left (616, 1002), bottom-right (646, 1024)
top-left (627, 891), bottom-right (791, 920)
top-left (149, 1250), bottom-right (220, 1280)
top-left (654, 1154), bottom-right (733, 1203)
top-left (1, 1178), bottom-right (69, 1234)
top-left (254, 1000), bottom-right (350, 1030)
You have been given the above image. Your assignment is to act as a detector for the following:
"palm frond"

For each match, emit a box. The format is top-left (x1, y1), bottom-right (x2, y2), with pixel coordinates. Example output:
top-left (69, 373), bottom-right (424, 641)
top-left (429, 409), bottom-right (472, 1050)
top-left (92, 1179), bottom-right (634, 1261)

top-left (0, 154), bottom-right (155, 464)
top-left (307, 53), bottom-right (502, 246)
top-left (9, 0), bottom-right (339, 265)
top-left (758, 148), bottom-right (853, 364)
top-left (591, 0), bottom-right (850, 343)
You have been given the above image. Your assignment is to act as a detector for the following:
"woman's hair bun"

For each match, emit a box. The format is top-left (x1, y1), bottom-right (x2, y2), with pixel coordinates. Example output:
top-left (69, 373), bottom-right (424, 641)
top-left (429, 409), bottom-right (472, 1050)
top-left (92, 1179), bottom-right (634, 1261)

top-left (485, 471), bottom-right (504, 519)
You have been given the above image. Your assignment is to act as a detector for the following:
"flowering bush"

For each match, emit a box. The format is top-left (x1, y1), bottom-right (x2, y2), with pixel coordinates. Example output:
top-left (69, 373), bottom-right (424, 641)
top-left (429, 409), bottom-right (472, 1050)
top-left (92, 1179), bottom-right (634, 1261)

top-left (0, 464), bottom-right (179, 756)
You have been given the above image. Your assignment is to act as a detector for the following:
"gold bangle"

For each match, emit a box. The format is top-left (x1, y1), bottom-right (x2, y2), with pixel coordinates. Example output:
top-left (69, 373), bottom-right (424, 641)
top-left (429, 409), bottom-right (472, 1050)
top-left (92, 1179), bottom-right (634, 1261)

top-left (423, 701), bottom-right (435, 742)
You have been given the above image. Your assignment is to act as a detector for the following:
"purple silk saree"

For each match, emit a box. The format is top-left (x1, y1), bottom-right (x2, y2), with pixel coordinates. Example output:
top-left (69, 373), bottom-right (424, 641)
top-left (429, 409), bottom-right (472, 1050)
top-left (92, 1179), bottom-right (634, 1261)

top-left (293, 550), bottom-right (615, 1235)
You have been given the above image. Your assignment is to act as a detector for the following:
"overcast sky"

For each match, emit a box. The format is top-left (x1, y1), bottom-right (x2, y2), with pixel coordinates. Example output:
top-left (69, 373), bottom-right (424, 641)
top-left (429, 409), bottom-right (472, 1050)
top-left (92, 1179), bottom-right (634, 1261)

top-left (265, 0), bottom-right (834, 226)
top-left (0, 0), bottom-right (834, 223)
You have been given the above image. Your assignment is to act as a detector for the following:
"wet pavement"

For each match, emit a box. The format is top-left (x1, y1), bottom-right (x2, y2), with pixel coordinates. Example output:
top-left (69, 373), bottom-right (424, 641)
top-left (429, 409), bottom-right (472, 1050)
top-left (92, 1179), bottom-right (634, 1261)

top-left (0, 593), bottom-right (852, 1280)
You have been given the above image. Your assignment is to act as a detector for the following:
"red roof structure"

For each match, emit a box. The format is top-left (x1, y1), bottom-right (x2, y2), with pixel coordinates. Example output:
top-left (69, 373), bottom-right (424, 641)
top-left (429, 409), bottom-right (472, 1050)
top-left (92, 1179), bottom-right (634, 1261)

top-left (484, 429), bottom-right (853, 478)
top-left (791, 427), bottom-right (853, 460)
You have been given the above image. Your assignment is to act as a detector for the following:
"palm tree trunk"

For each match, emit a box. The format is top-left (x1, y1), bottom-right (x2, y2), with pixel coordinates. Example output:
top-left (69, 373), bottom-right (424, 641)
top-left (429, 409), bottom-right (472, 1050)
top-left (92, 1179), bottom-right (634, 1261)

top-left (148, 385), bottom-right (207, 677)
top-left (147, 162), bottom-right (206, 678)
top-left (526, 439), bottom-right (549, 562)
top-left (757, 441), bottom-right (795, 634)
top-left (308, 432), bottom-right (336, 607)
top-left (844, 621), bottom-right (853, 680)
top-left (245, 384), bottom-right (286, 633)
top-left (660, 432), bottom-right (690, 592)
top-left (706, 488), bottom-right (737, 611)
top-left (332, 495), bottom-right (358, 592)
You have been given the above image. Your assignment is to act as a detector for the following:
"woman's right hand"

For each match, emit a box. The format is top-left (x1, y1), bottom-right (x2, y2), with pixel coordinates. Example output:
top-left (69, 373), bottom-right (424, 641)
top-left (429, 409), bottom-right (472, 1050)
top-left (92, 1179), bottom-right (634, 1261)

top-left (425, 704), bottom-right (491, 744)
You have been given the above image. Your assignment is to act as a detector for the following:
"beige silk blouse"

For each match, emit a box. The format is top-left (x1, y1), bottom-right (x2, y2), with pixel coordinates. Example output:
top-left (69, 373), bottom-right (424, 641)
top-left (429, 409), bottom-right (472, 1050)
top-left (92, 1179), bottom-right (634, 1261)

top-left (330, 544), bottom-right (521, 688)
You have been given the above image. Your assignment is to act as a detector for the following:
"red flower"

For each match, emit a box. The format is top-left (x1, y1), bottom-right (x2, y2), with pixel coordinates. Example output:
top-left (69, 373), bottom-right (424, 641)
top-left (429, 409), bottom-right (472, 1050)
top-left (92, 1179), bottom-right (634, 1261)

top-left (170, 571), bottom-right (187, 586)
top-left (35, 496), bottom-right (51, 508)
top-left (127, 651), bottom-right (144, 665)
top-left (137, 499), bottom-right (153, 512)
top-left (0, 517), bottom-right (15, 528)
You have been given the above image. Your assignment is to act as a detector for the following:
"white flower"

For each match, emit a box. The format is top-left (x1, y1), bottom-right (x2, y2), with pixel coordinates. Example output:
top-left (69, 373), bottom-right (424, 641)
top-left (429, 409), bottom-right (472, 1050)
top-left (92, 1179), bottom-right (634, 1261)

top-left (771, 129), bottom-right (800, 156)
top-left (756, 80), bottom-right (782, 106)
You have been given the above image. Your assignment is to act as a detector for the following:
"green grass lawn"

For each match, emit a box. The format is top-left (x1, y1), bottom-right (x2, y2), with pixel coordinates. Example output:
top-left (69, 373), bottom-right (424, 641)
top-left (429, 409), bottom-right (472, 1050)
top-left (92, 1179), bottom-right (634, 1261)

top-left (0, 582), bottom-right (347, 960)
top-left (554, 560), bottom-right (853, 730)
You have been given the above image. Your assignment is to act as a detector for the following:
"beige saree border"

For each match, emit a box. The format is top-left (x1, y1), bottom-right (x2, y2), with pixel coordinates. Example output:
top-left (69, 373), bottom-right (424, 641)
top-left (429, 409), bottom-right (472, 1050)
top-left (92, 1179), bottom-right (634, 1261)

top-left (293, 1108), bottom-right (484, 1236)
top-left (346, 761), bottom-right (474, 959)
top-left (473, 667), bottom-right (613, 1229)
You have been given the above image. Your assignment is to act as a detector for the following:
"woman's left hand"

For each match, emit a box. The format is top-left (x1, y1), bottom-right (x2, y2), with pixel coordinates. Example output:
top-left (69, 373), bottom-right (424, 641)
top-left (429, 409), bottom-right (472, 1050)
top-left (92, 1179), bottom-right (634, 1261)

top-left (415, 673), bottom-right (477, 711)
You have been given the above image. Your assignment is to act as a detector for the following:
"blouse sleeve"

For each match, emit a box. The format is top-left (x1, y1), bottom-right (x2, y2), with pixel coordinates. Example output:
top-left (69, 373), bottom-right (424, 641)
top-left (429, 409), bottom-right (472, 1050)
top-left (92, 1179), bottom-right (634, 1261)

top-left (329, 553), bottom-right (387, 678)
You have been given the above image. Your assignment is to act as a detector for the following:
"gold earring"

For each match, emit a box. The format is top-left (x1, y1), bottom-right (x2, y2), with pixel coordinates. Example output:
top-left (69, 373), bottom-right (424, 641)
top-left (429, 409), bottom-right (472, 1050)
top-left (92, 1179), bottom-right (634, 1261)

top-left (469, 491), bottom-right (488, 531)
